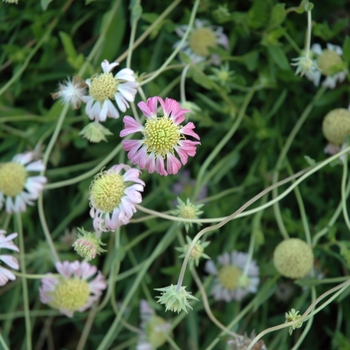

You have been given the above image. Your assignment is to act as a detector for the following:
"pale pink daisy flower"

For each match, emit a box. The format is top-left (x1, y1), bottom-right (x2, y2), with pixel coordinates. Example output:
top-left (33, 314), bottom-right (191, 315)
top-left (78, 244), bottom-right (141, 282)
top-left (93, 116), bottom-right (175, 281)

top-left (82, 59), bottom-right (139, 122)
top-left (89, 164), bottom-right (145, 233)
top-left (137, 300), bottom-right (172, 350)
top-left (120, 96), bottom-right (200, 176)
top-left (0, 151), bottom-right (47, 213)
top-left (0, 230), bottom-right (19, 286)
top-left (39, 260), bottom-right (106, 318)
top-left (51, 76), bottom-right (87, 109)
top-left (174, 19), bottom-right (229, 64)
top-left (205, 251), bottom-right (260, 302)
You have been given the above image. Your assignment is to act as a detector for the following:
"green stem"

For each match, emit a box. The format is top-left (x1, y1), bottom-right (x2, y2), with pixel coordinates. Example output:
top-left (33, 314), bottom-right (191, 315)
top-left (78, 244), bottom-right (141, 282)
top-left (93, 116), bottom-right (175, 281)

top-left (15, 213), bottom-right (32, 350)
top-left (341, 150), bottom-right (350, 231)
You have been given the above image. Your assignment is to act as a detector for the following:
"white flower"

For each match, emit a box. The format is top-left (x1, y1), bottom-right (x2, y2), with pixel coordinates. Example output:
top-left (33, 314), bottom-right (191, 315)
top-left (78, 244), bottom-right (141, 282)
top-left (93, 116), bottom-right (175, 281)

top-left (51, 76), bottom-right (87, 109)
top-left (306, 43), bottom-right (348, 89)
top-left (174, 19), bottom-right (229, 64)
top-left (205, 250), bottom-right (260, 302)
top-left (0, 230), bottom-right (19, 286)
top-left (82, 60), bottom-right (139, 122)
top-left (137, 300), bottom-right (172, 350)
top-left (0, 151), bottom-right (47, 213)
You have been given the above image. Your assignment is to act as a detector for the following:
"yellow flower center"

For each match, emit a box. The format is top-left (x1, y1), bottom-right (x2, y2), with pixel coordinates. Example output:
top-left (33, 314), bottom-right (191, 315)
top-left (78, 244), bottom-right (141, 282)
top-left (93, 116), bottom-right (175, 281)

top-left (317, 50), bottom-right (343, 76)
top-left (90, 172), bottom-right (125, 212)
top-left (0, 162), bottom-right (27, 197)
top-left (188, 27), bottom-right (217, 57)
top-left (50, 278), bottom-right (90, 311)
top-left (218, 265), bottom-right (242, 290)
top-left (147, 315), bottom-right (169, 347)
top-left (144, 117), bottom-right (181, 157)
top-left (89, 73), bottom-right (118, 102)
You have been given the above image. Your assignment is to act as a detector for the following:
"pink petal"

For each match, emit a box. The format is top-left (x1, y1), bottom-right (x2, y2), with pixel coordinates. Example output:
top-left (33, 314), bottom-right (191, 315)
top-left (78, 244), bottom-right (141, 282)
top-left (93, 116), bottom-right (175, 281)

top-left (138, 97), bottom-right (158, 118)
top-left (180, 122), bottom-right (200, 140)
top-left (166, 153), bottom-right (182, 175)
top-left (120, 116), bottom-right (143, 137)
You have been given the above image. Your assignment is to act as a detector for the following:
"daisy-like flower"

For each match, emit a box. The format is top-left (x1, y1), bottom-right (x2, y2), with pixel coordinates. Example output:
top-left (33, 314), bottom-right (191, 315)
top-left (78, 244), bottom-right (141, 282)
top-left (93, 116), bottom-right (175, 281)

top-left (82, 59), bottom-right (139, 122)
top-left (174, 19), bottom-right (229, 64)
top-left (0, 230), bottom-right (19, 286)
top-left (51, 76), bottom-right (87, 109)
top-left (137, 300), bottom-right (172, 350)
top-left (205, 251), bottom-right (260, 302)
top-left (120, 96), bottom-right (200, 176)
top-left (306, 43), bottom-right (348, 89)
top-left (0, 151), bottom-right (47, 213)
top-left (89, 164), bottom-right (145, 233)
top-left (39, 260), bottom-right (106, 318)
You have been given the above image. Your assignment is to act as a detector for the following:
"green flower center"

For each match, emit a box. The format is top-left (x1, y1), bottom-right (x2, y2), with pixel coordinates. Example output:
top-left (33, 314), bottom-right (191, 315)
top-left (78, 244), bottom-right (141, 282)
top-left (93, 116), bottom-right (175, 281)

top-left (179, 205), bottom-right (197, 219)
top-left (188, 27), bottom-right (217, 57)
top-left (50, 278), bottom-right (90, 311)
top-left (90, 172), bottom-right (125, 212)
top-left (317, 50), bottom-right (343, 76)
top-left (187, 243), bottom-right (203, 260)
top-left (89, 73), bottom-right (118, 102)
top-left (218, 265), bottom-right (242, 290)
top-left (146, 315), bottom-right (169, 347)
top-left (144, 117), bottom-right (181, 157)
top-left (0, 162), bottom-right (27, 197)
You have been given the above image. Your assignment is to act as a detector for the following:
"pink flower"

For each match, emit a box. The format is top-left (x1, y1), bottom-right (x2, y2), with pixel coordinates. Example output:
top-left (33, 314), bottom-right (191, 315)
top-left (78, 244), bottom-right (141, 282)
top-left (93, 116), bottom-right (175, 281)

top-left (120, 97), bottom-right (200, 176)
top-left (89, 164), bottom-right (145, 233)
top-left (39, 260), bottom-right (106, 317)
top-left (0, 230), bottom-right (19, 286)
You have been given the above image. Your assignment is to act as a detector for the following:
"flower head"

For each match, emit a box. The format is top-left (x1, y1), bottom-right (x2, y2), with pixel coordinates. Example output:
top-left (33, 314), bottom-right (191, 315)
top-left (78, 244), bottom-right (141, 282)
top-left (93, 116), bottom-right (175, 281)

top-left (0, 230), bottom-right (19, 286)
top-left (72, 228), bottom-right (107, 261)
top-left (79, 121), bottom-right (113, 143)
top-left (155, 284), bottom-right (197, 314)
top-left (174, 19), bottom-right (229, 64)
top-left (273, 238), bottom-right (314, 279)
top-left (291, 56), bottom-right (317, 77)
top-left (322, 108), bottom-right (350, 146)
top-left (175, 235), bottom-right (210, 269)
top-left (285, 308), bottom-right (303, 335)
top-left (51, 76), bottom-right (87, 109)
top-left (39, 260), bottom-right (106, 317)
top-left (173, 198), bottom-right (204, 232)
top-left (306, 43), bottom-right (348, 89)
top-left (205, 251), bottom-right (260, 302)
top-left (120, 97), bottom-right (200, 176)
top-left (82, 60), bottom-right (139, 122)
top-left (137, 300), bottom-right (172, 350)
top-left (89, 164), bottom-right (145, 233)
top-left (209, 62), bottom-right (236, 91)
top-left (0, 151), bottom-right (47, 213)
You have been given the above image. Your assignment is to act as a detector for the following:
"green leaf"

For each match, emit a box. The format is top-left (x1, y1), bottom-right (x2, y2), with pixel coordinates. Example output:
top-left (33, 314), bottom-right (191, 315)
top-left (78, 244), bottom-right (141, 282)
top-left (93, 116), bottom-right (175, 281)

top-left (59, 31), bottom-right (78, 61)
top-left (179, 51), bottom-right (192, 65)
top-left (192, 69), bottom-right (214, 90)
top-left (267, 45), bottom-right (290, 70)
top-left (343, 36), bottom-right (350, 65)
top-left (41, 0), bottom-right (53, 11)
top-left (270, 3), bottom-right (286, 27)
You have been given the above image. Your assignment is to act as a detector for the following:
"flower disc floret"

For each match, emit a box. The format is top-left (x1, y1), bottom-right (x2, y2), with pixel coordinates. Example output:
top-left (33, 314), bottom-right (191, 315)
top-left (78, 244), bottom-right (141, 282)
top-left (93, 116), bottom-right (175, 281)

top-left (89, 164), bottom-right (145, 233)
top-left (188, 27), bottom-right (217, 57)
top-left (89, 73), bottom-right (118, 101)
top-left (0, 162), bottom-right (27, 197)
top-left (273, 238), bottom-right (314, 279)
top-left (0, 151), bottom-right (47, 213)
top-left (218, 265), bottom-right (242, 290)
top-left (120, 96), bottom-right (200, 176)
top-left (317, 50), bottom-right (343, 76)
top-left (322, 108), bottom-right (350, 145)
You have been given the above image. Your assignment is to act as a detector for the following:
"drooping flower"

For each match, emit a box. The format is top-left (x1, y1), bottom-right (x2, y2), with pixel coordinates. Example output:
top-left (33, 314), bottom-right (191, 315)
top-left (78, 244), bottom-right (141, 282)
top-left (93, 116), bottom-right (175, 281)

top-left (291, 55), bottom-right (316, 77)
top-left (51, 76), bottom-right (87, 109)
top-left (155, 284), bottom-right (198, 314)
top-left (89, 164), bottom-right (145, 233)
top-left (0, 230), bottom-right (19, 286)
top-left (273, 238), bottom-right (314, 279)
top-left (0, 151), bottom-right (47, 213)
top-left (120, 97), bottom-right (200, 176)
top-left (137, 300), bottom-right (172, 350)
top-left (39, 260), bottom-right (106, 317)
top-left (79, 121), bottom-right (113, 143)
top-left (82, 59), bottom-right (139, 122)
top-left (306, 43), bottom-right (348, 89)
top-left (174, 19), bottom-right (229, 64)
top-left (205, 251), bottom-right (260, 302)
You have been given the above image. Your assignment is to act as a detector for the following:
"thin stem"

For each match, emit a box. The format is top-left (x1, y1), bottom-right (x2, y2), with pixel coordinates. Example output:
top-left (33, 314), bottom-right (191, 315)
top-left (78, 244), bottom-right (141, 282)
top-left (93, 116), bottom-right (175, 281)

top-left (305, 10), bottom-right (312, 58)
top-left (140, 0), bottom-right (201, 86)
top-left (15, 213), bottom-right (32, 350)
top-left (180, 64), bottom-right (192, 103)
top-left (341, 150), bottom-right (350, 231)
